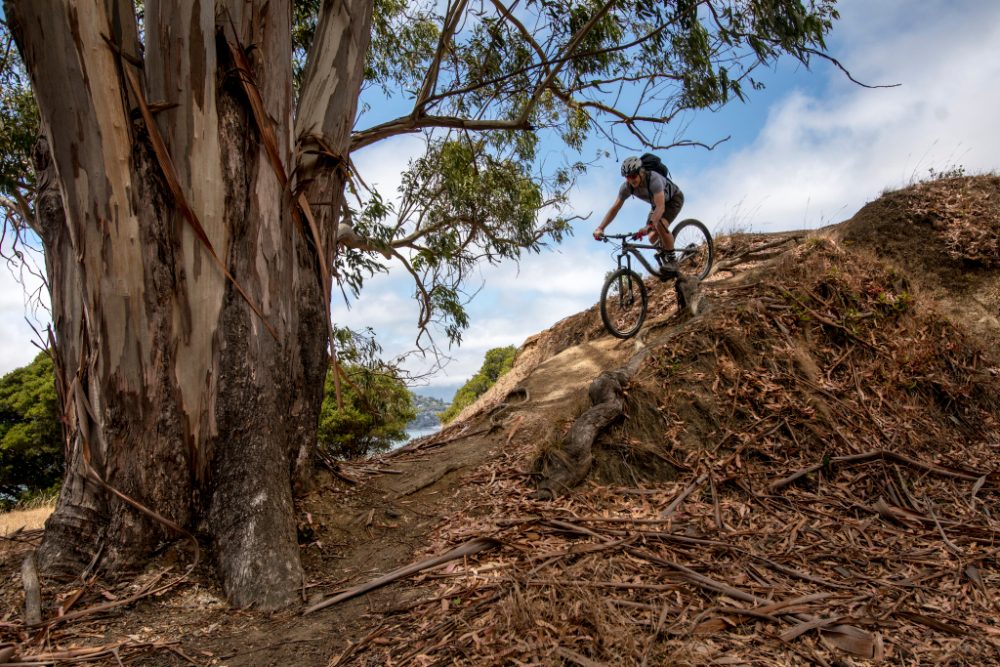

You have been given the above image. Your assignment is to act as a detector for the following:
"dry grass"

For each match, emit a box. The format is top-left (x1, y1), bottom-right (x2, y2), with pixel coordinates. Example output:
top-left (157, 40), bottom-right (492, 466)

top-left (0, 504), bottom-right (53, 536)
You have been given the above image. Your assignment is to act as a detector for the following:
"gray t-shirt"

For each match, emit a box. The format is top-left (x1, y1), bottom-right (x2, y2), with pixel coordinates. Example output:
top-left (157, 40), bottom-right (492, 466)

top-left (618, 170), bottom-right (679, 205)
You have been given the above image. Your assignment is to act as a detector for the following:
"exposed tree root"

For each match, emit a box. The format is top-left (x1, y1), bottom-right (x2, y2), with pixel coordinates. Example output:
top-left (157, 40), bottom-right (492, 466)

top-left (532, 279), bottom-right (705, 499)
top-left (531, 368), bottom-right (632, 500)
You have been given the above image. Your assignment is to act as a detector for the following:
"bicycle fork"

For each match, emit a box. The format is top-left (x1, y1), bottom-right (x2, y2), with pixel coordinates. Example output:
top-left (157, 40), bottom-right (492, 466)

top-left (618, 252), bottom-right (634, 274)
top-left (616, 253), bottom-right (638, 306)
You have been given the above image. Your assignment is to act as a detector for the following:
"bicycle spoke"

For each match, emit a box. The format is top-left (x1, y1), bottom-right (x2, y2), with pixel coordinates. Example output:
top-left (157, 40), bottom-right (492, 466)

top-left (600, 269), bottom-right (647, 338)
top-left (671, 220), bottom-right (714, 280)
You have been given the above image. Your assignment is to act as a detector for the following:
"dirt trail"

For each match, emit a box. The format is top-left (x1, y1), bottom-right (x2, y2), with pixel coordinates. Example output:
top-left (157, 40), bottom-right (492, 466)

top-left (201, 333), bottom-right (637, 665)
top-left (1, 318), bottom-right (633, 666)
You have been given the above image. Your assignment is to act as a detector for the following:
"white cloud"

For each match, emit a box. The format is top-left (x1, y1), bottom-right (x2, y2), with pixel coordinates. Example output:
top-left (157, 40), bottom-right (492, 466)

top-left (687, 0), bottom-right (1000, 234)
top-left (0, 242), bottom-right (49, 375)
top-left (350, 134), bottom-right (427, 200)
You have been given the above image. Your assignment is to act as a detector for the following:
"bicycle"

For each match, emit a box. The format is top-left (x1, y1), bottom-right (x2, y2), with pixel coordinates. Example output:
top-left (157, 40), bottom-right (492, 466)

top-left (597, 219), bottom-right (714, 339)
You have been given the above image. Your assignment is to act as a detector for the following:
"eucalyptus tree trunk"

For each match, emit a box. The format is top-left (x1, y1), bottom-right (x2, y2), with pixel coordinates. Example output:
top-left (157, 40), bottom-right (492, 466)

top-left (7, 0), bottom-right (372, 609)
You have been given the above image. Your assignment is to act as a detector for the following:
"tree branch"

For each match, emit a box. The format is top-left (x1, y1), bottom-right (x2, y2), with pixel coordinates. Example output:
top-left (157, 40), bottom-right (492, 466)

top-left (413, 0), bottom-right (470, 113)
top-left (351, 3), bottom-right (685, 149)
top-left (516, 0), bottom-right (619, 126)
top-left (389, 247), bottom-right (433, 332)
top-left (799, 46), bottom-right (900, 89)
top-left (352, 114), bottom-right (534, 151)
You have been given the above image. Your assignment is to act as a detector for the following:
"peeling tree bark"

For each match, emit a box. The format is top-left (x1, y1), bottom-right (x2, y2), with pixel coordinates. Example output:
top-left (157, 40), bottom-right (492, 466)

top-left (7, 0), bottom-right (373, 609)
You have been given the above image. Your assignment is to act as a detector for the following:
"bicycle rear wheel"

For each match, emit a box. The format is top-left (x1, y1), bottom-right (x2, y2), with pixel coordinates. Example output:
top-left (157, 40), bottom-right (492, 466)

top-left (600, 268), bottom-right (648, 339)
top-left (670, 219), bottom-right (714, 280)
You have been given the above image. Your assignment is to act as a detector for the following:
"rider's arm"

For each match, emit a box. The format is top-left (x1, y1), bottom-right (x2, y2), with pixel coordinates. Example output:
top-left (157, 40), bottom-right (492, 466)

top-left (595, 197), bottom-right (624, 238)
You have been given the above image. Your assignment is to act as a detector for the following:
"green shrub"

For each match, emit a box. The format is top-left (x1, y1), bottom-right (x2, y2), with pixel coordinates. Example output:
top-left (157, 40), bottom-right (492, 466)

top-left (439, 345), bottom-right (516, 424)
top-left (317, 363), bottom-right (416, 459)
top-left (0, 352), bottom-right (63, 508)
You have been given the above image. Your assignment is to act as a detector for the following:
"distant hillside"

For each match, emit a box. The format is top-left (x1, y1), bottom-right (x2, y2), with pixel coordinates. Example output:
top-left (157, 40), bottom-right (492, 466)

top-left (407, 393), bottom-right (449, 431)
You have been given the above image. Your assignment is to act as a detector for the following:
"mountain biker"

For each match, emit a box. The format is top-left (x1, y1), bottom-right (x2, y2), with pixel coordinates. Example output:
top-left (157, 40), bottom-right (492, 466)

top-left (593, 156), bottom-right (685, 275)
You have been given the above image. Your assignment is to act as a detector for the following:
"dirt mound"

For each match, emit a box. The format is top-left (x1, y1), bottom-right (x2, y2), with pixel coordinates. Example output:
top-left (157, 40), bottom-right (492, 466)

top-left (334, 179), bottom-right (1000, 664)
top-left (3, 177), bottom-right (999, 665)
top-left (833, 174), bottom-right (1000, 357)
top-left (446, 300), bottom-right (613, 426)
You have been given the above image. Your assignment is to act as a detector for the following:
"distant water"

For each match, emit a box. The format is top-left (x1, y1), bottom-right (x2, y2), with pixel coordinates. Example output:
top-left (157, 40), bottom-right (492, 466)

top-left (404, 425), bottom-right (441, 442)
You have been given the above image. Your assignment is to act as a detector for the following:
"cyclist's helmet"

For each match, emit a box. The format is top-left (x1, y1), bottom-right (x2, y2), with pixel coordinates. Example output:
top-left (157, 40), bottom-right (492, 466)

top-left (620, 156), bottom-right (643, 177)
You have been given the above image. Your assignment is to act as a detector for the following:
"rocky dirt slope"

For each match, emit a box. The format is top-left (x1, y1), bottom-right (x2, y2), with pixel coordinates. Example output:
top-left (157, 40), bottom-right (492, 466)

top-left (2, 175), bottom-right (999, 665)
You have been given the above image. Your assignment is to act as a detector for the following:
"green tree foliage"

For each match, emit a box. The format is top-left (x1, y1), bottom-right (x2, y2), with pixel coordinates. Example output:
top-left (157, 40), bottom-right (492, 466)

top-left (344, 137), bottom-right (573, 346)
top-left (439, 345), bottom-right (516, 424)
top-left (317, 364), bottom-right (417, 459)
top-left (3, 2), bottom-right (848, 353)
top-left (0, 18), bottom-right (39, 225)
top-left (321, 0), bottom-right (843, 348)
top-left (0, 352), bottom-right (63, 506)
top-left (316, 329), bottom-right (417, 459)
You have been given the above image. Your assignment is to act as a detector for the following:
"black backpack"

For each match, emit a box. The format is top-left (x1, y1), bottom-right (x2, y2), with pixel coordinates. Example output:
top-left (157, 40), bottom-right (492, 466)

top-left (639, 153), bottom-right (670, 180)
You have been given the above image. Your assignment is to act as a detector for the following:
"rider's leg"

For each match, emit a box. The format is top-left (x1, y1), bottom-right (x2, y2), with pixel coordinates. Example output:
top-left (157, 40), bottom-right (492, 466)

top-left (659, 192), bottom-right (684, 252)
top-left (654, 193), bottom-right (684, 275)
top-left (652, 219), bottom-right (673, 251)
top-left (654, 194), bottom-right (684, 253)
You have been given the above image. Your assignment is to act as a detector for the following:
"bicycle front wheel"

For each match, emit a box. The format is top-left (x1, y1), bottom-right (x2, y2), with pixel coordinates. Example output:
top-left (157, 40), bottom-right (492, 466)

top-left (670, 219), bottom-right (714, 280)
top-left (600, 268), bottom-right (648, 339)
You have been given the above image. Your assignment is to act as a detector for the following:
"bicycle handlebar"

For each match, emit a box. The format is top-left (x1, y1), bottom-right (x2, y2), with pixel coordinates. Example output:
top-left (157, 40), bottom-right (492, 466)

top-left (598, 231), bottom-right (646, 242)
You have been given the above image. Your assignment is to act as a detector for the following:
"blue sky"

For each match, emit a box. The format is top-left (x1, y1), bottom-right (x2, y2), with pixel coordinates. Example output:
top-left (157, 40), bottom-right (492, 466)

top-left (3, 0), bottom-right (999, 401)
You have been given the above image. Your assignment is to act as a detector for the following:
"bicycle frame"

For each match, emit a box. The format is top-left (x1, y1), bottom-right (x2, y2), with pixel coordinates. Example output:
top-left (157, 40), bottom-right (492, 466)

top-left (601, 234), bottom-right (662, 276)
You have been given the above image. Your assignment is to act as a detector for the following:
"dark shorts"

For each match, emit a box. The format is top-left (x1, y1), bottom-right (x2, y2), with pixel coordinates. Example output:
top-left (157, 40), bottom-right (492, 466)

top-left (662, 190), bottom-right (684, 226)
top-left (648, 190), bottom-right (684, 229)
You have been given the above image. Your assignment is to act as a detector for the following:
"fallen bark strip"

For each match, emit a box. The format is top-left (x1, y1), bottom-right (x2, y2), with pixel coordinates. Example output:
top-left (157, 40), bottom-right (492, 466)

top-left (563, 514), bottom-right (699, 525)
top-left (20, 552), bottom-right (41, 626)
top-left (530, 537), bottom-right (635, 564)
top-left (303, 537), bottom-right (500, 615)
top-left (525, 579), bottom-right (681, 592)
top-left (752, 555), bottom-right (854, 590)
top-left (769, 449), bottom-right (995, 492)
top-left (712, 235), bottom-right (804, 273)
top-left (387, 462), bottom-right (461, 500)
top-left (896, 611), bottom-right (969, 636)
top-left (0, 640), bottom-right (173, 665)
top-left (753, 592), bottom-right (840, 615)
top-left (660, 472), bottom-right (709, 519)
top-left (329, 626), bottom-right (387, 667)
top-left (26, 569), bottom-right (181, 630)
top-left (780, 614), bottom-right (847, 642)
top-left (555, 645), bottom-right (609, 667)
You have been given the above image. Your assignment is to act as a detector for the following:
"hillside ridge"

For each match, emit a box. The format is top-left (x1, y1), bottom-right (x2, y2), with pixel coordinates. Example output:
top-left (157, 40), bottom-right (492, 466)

top-left (2, 175), bottom-right (998, 665)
